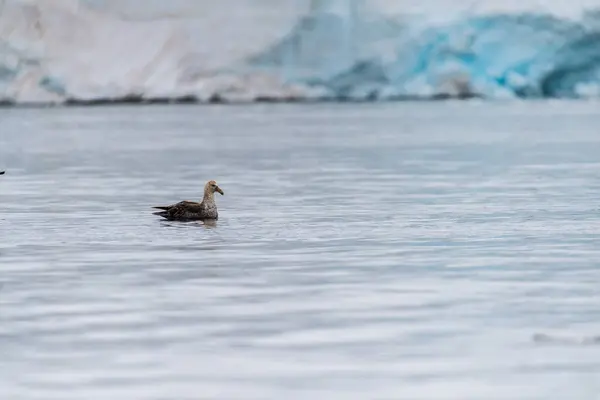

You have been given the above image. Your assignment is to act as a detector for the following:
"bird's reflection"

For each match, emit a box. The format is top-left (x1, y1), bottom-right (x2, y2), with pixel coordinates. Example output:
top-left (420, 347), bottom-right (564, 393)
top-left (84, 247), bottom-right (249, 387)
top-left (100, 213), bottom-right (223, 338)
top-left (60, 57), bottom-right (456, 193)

top-left (159, 220), bottom-right (218, 229)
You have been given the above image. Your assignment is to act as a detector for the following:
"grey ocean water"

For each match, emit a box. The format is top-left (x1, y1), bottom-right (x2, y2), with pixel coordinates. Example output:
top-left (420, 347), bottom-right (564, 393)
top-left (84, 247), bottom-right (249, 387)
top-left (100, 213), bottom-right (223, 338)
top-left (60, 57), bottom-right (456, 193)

top-left (1, 102), bottom-right (600, 399)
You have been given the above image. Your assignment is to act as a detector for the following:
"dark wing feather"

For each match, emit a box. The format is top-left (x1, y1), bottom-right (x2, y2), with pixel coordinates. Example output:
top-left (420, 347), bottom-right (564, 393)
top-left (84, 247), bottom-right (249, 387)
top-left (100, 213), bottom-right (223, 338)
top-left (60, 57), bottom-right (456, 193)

top-left (153, 201), bottom-right (205, 220)
top-left (153, 210), bottom-right (169, 218)
top-left (152, 200), bottom-right (196, 211)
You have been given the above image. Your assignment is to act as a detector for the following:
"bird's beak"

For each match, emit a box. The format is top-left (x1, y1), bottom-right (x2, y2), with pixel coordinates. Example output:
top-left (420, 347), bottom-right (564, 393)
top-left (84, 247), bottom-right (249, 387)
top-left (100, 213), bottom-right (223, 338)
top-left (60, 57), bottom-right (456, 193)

top-left (216, 186), bottom-right (224, 195)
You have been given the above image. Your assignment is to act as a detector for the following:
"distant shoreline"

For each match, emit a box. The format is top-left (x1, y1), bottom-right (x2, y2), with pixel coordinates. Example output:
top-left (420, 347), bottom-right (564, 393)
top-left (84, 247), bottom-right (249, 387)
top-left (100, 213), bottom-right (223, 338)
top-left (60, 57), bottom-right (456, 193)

top-left (7, 93), bottom-right (579, 109)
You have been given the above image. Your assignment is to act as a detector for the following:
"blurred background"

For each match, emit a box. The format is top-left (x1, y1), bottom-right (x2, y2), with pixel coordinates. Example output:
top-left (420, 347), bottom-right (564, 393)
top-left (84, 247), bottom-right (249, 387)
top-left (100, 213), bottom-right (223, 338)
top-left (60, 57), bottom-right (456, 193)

top-left (2, 1), bottom-right (600, 400)
top-left (3, 0), bottom-right (600, 103)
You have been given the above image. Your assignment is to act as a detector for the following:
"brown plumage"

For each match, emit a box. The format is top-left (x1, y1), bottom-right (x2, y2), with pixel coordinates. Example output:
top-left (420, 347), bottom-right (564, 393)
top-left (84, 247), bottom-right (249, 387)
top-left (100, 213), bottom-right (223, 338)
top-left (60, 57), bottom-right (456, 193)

top-left (153, 180), bottom-right (224, 221)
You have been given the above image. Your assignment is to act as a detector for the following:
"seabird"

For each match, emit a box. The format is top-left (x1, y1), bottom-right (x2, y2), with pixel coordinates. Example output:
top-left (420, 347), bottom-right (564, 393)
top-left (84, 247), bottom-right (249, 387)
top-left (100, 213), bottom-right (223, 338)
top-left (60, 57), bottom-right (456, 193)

top-left (153, 180), bottom-right (224, 221)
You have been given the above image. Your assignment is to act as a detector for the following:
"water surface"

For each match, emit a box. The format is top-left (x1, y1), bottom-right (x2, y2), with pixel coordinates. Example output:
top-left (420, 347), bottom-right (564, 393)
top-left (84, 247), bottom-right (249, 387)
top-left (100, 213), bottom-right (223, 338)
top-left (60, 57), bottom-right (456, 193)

top-left (1, 101), bottom-right (600, 399)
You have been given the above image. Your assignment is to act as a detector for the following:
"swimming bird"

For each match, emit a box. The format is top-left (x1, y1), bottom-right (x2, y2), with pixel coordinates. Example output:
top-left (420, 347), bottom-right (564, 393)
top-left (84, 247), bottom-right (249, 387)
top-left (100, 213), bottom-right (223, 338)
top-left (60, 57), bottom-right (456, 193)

top-left (152, 180), bottom-right (224, 221)
top-left (0, 171), bottom-right (4, 175)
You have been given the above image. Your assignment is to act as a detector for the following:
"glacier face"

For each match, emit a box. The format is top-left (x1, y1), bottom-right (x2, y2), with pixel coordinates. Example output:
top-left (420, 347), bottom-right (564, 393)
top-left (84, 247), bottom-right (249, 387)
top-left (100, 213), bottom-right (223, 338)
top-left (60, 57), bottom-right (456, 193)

top-left (1, 0), bottom-right (600, 104)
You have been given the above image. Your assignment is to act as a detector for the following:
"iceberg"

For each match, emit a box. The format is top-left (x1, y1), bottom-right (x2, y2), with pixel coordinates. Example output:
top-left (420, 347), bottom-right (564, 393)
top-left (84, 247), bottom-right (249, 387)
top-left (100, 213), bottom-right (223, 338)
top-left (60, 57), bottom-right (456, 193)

top-left (1, 0), bottom-right (600, 105)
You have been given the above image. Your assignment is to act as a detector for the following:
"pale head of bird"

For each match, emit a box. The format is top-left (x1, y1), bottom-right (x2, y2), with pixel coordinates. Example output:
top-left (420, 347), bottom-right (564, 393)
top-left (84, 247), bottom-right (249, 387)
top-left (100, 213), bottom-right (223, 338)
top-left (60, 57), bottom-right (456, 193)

top-left (205, 180), bottom-right (224, 196)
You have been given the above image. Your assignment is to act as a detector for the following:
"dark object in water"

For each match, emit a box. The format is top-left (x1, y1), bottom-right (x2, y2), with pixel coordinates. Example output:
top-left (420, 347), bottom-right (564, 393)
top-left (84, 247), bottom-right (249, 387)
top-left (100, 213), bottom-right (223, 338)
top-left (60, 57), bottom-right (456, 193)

top-left (0, 171), bottom-right (4, 175)
top-left (533, 333), bottom-right (600, 345)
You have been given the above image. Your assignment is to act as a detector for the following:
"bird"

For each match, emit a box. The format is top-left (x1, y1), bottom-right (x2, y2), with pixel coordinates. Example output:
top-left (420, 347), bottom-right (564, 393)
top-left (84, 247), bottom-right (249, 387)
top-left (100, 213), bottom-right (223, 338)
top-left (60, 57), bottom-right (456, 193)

top-left (0, 171), bottom-right (4, 175)
top-left (152, 180), bottom-right (224, 221)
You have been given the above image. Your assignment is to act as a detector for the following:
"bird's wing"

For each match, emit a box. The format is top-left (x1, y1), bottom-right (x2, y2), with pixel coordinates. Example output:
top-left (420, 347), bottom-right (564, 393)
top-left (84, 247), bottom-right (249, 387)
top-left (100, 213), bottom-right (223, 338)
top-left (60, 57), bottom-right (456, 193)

top-left (152, 200), bottom-right (197, 211)
top-left (167, 201), bottom-right (204, 219)
top-left (173, 200), bottom-right (203, 212)
top-left (152, 204), bottom-right (173, 211)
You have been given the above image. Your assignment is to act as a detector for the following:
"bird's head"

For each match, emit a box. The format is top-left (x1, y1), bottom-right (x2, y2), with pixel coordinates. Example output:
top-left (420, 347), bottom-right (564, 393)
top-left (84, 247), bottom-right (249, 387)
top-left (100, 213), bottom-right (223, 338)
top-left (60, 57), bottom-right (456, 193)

top-left (205, 180), bottom-right (224, 196)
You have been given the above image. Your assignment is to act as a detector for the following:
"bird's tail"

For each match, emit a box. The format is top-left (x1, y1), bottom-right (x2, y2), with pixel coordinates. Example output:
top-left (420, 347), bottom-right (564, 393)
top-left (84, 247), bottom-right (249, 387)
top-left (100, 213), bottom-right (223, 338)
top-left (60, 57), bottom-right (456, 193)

top-left (152, 205), bottom-right (170, 211)
top-left (153, 211), bottom-right (169, 218)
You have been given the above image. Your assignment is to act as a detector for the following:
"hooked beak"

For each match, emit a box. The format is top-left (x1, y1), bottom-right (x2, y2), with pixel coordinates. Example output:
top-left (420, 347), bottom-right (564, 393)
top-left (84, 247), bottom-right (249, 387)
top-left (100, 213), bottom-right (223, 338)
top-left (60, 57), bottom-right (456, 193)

top-left (215, 186), bottom-right (224, 195)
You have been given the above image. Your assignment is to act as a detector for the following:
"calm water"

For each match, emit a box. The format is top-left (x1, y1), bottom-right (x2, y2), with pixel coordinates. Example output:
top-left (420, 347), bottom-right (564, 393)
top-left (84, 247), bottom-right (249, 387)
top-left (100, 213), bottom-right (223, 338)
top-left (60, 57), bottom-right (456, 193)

top-left (1, 102), bottom-right (600, 399)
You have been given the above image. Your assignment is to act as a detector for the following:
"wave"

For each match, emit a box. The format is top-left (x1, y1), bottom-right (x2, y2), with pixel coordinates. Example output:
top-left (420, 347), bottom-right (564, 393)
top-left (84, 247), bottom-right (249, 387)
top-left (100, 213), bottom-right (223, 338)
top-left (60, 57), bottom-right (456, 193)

top-left (2, 0), bottom-right (600, 105)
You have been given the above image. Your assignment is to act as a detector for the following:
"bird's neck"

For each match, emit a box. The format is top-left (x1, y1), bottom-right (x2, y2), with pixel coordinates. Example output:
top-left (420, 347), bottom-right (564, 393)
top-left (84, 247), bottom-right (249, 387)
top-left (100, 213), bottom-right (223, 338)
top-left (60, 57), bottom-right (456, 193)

top-left (203, 191), bottom-right (215, 204)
